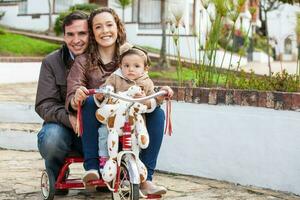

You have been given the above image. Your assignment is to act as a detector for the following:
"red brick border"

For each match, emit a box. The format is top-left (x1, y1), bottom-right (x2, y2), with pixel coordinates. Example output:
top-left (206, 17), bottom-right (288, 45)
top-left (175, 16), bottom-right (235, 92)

top-left (0, 57), bottom-right (43, 62)
top-left (168, 86), bottom-right (300, 111)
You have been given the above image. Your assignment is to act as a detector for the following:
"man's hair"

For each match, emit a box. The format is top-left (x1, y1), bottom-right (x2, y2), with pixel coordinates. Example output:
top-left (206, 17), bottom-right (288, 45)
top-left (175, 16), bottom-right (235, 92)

top-left (62, 11), bottom-right (88, 34)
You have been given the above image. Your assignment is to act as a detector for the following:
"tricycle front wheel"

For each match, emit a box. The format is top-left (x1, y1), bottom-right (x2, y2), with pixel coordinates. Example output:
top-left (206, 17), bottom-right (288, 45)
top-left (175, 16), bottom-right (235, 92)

top-left (112, 162), bottom-right (139, 200)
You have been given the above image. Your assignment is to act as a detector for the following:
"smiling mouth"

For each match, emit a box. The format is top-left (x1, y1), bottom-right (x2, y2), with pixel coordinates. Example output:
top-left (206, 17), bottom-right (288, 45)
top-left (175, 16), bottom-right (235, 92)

top-left (73, 45), bottom-right (84, 50)
top-left (101, 35), bottom-right (112, 40)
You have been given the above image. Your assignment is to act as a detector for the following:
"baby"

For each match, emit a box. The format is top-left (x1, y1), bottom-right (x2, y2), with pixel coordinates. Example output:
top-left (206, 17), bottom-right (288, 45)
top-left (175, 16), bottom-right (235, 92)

top-left (94, 43), bottom-right (172, 180)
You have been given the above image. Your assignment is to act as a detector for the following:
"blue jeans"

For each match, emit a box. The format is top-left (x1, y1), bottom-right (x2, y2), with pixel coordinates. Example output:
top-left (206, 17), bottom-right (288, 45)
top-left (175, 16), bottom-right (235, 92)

top-left (37, 123), bottom-right (82, 179)
top-left (82, 96), bottom-right (165, 181)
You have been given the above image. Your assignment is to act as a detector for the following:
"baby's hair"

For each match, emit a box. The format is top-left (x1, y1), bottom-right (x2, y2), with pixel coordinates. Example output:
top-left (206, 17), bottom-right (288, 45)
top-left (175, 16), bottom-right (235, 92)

top-left (119, 43), bottom-right (151, 67)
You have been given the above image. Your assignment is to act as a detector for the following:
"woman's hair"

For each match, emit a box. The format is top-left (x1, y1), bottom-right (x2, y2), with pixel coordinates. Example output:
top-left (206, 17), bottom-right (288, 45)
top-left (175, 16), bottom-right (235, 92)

top-left (87, 7), bottom-right (126, 67)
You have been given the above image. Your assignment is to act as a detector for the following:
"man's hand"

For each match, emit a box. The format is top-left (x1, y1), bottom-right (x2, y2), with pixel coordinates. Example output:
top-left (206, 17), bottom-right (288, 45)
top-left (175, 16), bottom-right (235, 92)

top-left (69, 114), bottom-right (77, 133)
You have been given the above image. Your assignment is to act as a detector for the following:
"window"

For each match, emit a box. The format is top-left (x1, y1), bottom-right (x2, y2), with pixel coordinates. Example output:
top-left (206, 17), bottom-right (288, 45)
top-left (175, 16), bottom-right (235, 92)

top-left (18, 0), bottom-right (27, 14)
top-left (131, 0), bottom-right (138, 22)
top-left (284, 37), bottom-right (292, 54)
top-left (138, 0), bottom-right (161, 29)
top-left (54, 0), bottom-right (74, 13)
top-left (189, 2), bottom-right (195, 34)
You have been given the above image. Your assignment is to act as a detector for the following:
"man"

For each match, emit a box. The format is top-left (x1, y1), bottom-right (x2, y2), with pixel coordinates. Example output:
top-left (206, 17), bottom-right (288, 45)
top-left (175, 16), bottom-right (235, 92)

top-left (35, 11), bottom-right (89, 194)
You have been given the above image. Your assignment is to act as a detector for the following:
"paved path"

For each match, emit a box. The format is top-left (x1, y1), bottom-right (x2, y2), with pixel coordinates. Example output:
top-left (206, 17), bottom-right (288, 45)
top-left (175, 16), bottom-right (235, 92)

top-left (0, 60), bottom-right (298, 85)
top-left (0, 82), bottom-right (300, 199)
top-left (245, 61), bottom-right (298, 75)
top-left (1, 149), bottom-right (300, 200)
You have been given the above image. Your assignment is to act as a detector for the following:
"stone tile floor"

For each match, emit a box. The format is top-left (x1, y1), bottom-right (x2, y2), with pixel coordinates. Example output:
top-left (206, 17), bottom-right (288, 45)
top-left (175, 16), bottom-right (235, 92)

top-left (1, 149), bottom-right (300, 200)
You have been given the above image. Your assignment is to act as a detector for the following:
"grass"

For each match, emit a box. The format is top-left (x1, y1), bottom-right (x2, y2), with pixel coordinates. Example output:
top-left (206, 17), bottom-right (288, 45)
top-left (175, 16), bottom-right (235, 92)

top-left (139, 45), bottom-right (161, 54)
top-left (149, 66), bottom-right (228, 86)
top-left (0, 31), bottom-right (60, 56)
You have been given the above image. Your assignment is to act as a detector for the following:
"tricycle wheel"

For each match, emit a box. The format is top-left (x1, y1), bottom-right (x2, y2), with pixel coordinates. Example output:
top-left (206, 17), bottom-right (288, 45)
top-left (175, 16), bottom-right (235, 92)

top-left (112, 162), bottom-right (139, 200)
top-left (41, 170), bottom-right (55, 200)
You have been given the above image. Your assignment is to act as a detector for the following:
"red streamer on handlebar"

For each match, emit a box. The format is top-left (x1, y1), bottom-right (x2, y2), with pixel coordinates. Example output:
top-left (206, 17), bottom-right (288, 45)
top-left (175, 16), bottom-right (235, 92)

top-left (164, 98), bottom-right (172, 136)
top-left (76, 90), bottom-right (95, 136)
top-left (77, 100), bottom-right (83, 136)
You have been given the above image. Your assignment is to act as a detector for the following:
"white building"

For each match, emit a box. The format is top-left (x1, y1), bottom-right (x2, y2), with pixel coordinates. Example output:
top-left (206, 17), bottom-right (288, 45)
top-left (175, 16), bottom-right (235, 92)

top-left (0, 0), bottom-right (88, 31)
top-left (0, 0), bottom-right (254, 66)
top-left (267, 3), bottom-right (300, 61)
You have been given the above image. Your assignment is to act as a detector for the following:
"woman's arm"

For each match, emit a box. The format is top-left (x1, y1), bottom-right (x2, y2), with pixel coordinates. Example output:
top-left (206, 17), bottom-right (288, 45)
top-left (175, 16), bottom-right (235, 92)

top-left (66, 55), bottom-right (89, 112)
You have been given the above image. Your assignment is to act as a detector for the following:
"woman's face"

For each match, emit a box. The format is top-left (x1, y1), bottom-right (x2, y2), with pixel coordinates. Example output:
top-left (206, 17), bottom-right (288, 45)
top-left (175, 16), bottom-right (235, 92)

top-left (92, 12), bottom-right (118, 49)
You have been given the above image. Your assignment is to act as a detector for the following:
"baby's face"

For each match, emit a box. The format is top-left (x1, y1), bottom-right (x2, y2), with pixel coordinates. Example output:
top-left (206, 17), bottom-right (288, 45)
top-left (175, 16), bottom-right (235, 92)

top-left (121, 54), bottom-right (147, 81)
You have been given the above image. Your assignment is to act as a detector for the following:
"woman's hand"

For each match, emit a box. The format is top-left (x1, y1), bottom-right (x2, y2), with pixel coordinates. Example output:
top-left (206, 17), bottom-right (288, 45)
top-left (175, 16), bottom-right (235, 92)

top-left (71, 86), bottom-right (89, 109)
top-left (157, 86), bottom-right (174, 102)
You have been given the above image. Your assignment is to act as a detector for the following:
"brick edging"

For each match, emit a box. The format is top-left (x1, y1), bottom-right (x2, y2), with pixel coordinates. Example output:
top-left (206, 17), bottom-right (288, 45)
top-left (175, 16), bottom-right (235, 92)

top-left (166, 86), bottom-right (300, 111)
top-left (0, 57), bottom-right (43, 62)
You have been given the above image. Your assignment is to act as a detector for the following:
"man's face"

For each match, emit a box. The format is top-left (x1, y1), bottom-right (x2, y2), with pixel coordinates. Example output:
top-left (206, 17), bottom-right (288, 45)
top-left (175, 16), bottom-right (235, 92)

top-left (64, 19), bottom-right (89, 56)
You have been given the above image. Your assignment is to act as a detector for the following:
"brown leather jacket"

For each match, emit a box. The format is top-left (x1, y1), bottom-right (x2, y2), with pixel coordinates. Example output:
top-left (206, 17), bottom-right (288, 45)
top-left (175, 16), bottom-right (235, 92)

top-left (35, 45), bottom-right (74, 128)
top-left (66, 54), bottom-right (118, 112)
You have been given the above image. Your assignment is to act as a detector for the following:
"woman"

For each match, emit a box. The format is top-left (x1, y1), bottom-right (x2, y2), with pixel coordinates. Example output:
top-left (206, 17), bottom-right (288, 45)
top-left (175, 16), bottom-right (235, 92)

top-left (66, 7), bottom-right (172, 195)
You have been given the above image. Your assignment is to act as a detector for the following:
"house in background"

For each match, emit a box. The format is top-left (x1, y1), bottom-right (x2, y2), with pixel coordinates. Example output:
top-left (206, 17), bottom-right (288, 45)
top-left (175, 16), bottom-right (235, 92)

top-left (0, 0), bottom-right (256, 66)
top-left (0, 0), bottom-right (102, 31)
top-left (267, 3), bottom-right (300, 61)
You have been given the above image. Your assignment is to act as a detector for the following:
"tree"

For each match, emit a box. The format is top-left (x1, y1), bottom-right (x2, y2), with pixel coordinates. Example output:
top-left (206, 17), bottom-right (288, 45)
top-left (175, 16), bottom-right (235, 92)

top-left (117, 0), bottom-right (132, 21)
top-left (157, 0), bottom-right (169, 69)
top-left (296, 13), bottom-right (300, 76)
top-left (47, 0), bottom-right (53, 34)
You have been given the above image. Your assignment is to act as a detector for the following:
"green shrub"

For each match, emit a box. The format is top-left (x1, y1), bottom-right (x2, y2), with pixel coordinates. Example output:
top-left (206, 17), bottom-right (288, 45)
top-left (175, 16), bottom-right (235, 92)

top-left (270, 70), bottom-right (299, 92)
top-left (54, 12), bottom-right (69, 36)
top-left (0, 27), bottom-right (5, 35)
top-left (69, 3), bottom-right (99, 12)
top-left (54, 3), bottom-right (99, 36)
top-left (253, 33), bottom-right (272, 55)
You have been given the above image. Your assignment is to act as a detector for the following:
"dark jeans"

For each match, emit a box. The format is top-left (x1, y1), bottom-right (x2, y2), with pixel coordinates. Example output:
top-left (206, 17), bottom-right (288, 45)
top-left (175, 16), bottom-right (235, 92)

top-left (37, 123), bottom-right (83, 179)
top-left (82, 96), bottom-right (165, 181)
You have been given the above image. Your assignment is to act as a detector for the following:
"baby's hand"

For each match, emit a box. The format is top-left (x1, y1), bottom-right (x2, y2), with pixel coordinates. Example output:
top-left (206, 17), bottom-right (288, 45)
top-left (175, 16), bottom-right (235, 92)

top-left (157, 86), bottom-right (173, 102)
top-left (133, 91), bottom-right (151, 107)
top-left (133, 91), bottom-right (146, 99)
top-left (95, 93), bottom-right (104, 101)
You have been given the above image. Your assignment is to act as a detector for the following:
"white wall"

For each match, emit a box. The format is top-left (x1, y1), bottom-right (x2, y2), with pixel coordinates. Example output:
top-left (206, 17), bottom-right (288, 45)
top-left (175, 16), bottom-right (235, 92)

top-left (27, 0), bottom-right (48, 13)
top-left (125, 23), bottom-right (247, 68)
top-left (0, 6), bottom-right (57, 31)
top-left (0, 0), bottom-right (86, 31)
top-left (158, 102), bottom-right (300, 195)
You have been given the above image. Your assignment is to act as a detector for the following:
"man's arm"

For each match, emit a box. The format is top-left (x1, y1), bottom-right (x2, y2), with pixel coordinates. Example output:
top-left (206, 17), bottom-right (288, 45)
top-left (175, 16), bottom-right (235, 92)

top-left (35, 58), bottom-right (72, 128)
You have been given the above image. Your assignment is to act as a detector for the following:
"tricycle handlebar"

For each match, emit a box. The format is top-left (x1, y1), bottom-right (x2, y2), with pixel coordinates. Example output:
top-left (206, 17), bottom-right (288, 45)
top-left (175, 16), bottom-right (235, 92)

top-left (87, 88), bottom-right (167, 103)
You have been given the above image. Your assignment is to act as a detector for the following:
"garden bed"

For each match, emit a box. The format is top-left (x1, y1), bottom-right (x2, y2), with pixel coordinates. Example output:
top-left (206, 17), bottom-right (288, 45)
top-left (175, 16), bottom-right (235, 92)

top-left (154, 79), bottom-right (300, 111)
